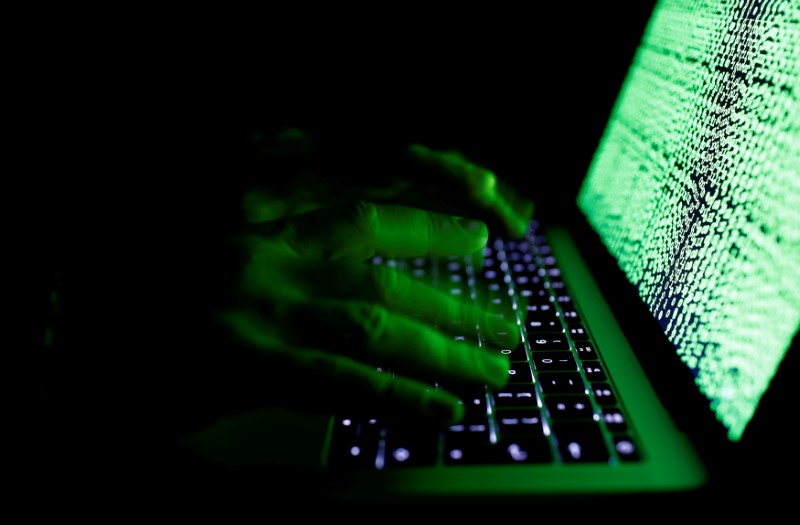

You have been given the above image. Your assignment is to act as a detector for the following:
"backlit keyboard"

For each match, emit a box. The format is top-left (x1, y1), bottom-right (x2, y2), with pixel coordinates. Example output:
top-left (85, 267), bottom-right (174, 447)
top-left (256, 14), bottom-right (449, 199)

top-left (326, 221), bottom-right (641, 469)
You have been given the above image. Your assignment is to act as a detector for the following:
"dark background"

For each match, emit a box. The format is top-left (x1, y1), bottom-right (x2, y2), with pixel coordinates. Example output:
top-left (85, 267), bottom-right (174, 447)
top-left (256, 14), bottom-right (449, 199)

top-left (202, 2), bottom-right (658, 216)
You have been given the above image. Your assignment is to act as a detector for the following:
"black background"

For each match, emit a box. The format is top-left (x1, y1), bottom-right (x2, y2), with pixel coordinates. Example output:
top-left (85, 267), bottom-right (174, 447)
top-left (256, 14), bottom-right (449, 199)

top-left (199, 2), bottom-right (658, 214)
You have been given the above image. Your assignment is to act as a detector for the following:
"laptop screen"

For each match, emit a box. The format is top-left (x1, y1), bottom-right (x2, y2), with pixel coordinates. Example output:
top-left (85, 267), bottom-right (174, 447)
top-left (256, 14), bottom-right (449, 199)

top-left (576, 0), bottom-right (800, 442)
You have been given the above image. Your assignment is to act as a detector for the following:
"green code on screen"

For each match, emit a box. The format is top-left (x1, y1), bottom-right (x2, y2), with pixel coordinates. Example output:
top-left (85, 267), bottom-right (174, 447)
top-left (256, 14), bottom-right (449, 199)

top-left (577, 0), bottom-right (800, 441)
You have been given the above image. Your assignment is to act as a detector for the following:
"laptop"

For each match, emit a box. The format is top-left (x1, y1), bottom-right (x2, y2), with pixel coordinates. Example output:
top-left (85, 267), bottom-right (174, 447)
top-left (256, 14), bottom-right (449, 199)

top-left (178, 0), bottom-right (800, 504)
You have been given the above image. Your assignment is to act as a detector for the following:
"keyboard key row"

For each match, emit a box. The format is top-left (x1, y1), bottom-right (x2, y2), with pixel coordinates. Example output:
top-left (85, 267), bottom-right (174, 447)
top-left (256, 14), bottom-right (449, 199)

top-left (333, 228), bottom-right (641, 470)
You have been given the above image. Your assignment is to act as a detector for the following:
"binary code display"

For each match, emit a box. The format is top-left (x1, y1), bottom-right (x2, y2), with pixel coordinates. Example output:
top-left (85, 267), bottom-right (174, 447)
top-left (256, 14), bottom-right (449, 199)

top-left (577, 0), bottom-right (799, 441)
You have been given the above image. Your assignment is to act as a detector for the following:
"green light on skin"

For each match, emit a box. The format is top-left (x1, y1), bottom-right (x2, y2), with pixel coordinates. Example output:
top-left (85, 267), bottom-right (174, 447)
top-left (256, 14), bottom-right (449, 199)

top-left (577, 0), bottom-right (800, 441)
top-left (408, 143), bottom-right (533, 238)
top-left (228, 124), bottom-right (535, 424)
top-left (407, 145), bottom-right (500, 211)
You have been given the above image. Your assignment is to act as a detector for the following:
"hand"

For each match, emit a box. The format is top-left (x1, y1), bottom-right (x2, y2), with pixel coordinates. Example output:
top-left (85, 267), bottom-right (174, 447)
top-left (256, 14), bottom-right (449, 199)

top-left (211, 128), bottom-right (535, 424)
top-left (243, 127), bottom-right (534, 238)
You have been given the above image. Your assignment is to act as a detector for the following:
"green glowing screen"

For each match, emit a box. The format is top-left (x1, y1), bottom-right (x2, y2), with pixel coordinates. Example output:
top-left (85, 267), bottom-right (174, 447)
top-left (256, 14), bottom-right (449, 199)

top-left (577, 0), bottom-right (800, 441)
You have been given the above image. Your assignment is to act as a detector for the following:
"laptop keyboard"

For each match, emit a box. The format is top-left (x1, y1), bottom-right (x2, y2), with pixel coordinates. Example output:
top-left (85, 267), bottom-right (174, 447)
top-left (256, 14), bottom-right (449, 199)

top-left (326, 221), bottom-right (641, 469)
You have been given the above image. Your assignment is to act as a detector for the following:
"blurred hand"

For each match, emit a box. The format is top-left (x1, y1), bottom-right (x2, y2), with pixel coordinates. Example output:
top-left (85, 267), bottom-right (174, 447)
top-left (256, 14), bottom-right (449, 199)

top-left (244, 127), bottom-right (534, 238)
top-left (213, 127), bottom-right (535, 424)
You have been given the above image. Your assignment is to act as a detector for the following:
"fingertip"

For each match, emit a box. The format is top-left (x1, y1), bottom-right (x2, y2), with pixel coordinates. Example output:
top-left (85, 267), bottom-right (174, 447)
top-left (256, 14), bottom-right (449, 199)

top-left (467, 168), bottom-right (498, 207)
top-left (408, 143), bottom-right (430, 159)
top-left (480, 169), bottom-right (498, 195)
top-left (424, 389), bottom-right (465, 423)
top-left (515, 201), bottom-right (536, 237)
top-left (482, 352), bottom-right (511, 390)
top-left (509, 196), bottom-right (535, 239)
top-left (483, 314), bottom-right (521, 345)
top-left (514, 216), bottom-right (532, 238)
top-left (430, 215), bottom-right (490, 256)
top-left (454, 217), bottom-right (489, 242)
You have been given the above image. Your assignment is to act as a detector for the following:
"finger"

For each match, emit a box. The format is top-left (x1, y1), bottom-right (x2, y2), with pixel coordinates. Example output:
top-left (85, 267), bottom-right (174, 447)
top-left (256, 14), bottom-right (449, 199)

top-left (282, 259), bottom-right (520, 343)
top-left (220, 308), bottom-right (468, 423)
top-left (408, 144), bottom-right (534, 238)
top-left (240, 235), bottom-right (520, 344)
top-left (372, 204), bottom-right (489, 257)
top-left (274, 201), bottom-right (489, 260)
top-left (275, 299), bottom-right (513, 391)
top-left (305, 352), bottom-right (469, 424)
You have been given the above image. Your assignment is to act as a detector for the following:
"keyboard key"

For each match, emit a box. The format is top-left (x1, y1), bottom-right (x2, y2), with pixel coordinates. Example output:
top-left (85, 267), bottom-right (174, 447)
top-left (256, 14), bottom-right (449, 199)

top-left (574, 342), bottom-right (596, 359)
top-left (445, 436), bottom-right (554, 465)
top-left (457, 391), bottom-right (489, 418)
top-left (328, 416), bottom-right (382, 469)
top-left (613, 436), bottom-right (641, 462)
top-left (448, 331), bottom-right (480, 346)
top-left (527, 335), bottom-right (570, 350)
top-left (525, 310), bottom-right (559, 323)
top-left (524, 317), bottom-right (564, 334)
top-left (443, 441), bottom-right (495, 465)
top-left (558, 309), bottom-right (583, 324)
top-left (495, 408), bottom-right (545, 437)
top-left (601, 408), bottom-right (628, 431)
top-left (481, 317), bottom-right (521, 346)
top-left (493, 436), bottom-right (553, 464)
top-left (383, 424), bottom-right (440, 468)
top-left (552, 421), bottom-right (610, 463)
top-left (486, 294), bottom-right (515, 315)
top-left (507, 250), bottom-right (523, 263)
top-left (481, 269), bottom-right (503, 282)
top-left (329, 435), bottom-right (379, 469)
top-left (568, 326), bottom-right (590, 340)
top-left (517, 287), bottom-right (550, 301)
top-left (513, 274), bottom-right (533, 285)
top-left (507, 361), bottom-right (534, 383)
top-left (591, 383), bottom-right (617, 406)
top-left (483, 342), bottom-right (527, 362)
top-left (518, 259), bottom-right (539, 273)
top-left (538, 372), bottom-right (587, 394)
top-left (582, 361), bottom-right (607, 381)
top-left (524, 302), bottom-right (557, 316)
top-left (446, 416), bottom-right (492, 445)
top-left (554, 294), bottom-right (572, 305)
top-left (538, 255), bottom-right (557, 267)
top-left (443, 417), bottom-right (494, 465)
top-left (493, 384), bottom-right (539, 408)
top-left (532, 351), bottom-right (578, 371)
top-left (544, 394), bottom-right (595, 420)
